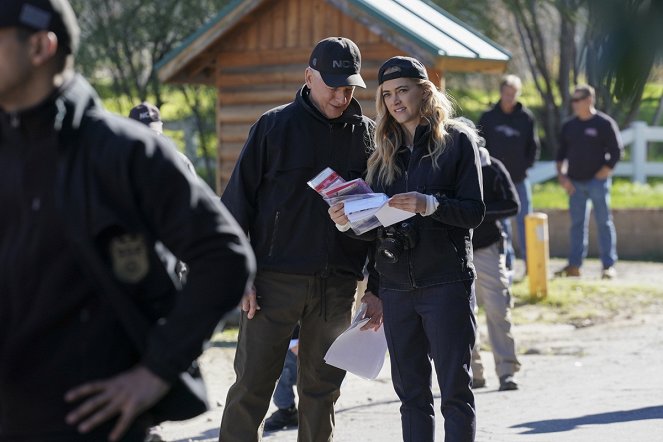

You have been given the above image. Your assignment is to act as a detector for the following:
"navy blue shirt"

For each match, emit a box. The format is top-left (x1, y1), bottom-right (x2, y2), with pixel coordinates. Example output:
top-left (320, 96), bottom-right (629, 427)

top-left (557, 111), bottom-right (623, 180)
top-left (478, 101), bottom-right (540, 182)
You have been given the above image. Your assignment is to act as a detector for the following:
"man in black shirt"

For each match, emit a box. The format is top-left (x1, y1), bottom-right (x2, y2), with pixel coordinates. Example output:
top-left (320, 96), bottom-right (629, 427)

top-left (0, 1), bottom-right (254, 440)
top-left (555, 84), bottom-right (623, 279)
top-left (479, 75), bottom-right (540, 274)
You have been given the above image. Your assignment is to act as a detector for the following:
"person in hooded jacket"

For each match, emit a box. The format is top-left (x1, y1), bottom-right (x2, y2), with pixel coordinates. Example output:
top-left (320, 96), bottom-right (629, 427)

top-left (218, 37), bottom-right (381, 442)
top-left (0, 1), bottom-right (255, 441)
top-left (469, 144), bottom-right (522, 392)
top-left (329, 56), bottom-right (485, 442)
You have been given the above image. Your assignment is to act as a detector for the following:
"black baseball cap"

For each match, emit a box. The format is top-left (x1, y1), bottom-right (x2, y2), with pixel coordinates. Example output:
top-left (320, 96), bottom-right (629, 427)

top-left (308, 37), bottom-right (366, 88)
top-left (0, 0), bottom-right (80, 54)
top-left (129, 102), bottom-right (162, 130)
top-left (378, 56), bottom-right (428, 85)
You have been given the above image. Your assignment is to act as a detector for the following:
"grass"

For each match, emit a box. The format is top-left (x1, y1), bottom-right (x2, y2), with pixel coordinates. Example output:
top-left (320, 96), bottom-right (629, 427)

top-left (510, 275), bottom-right (663, 327)
top-left (532, 178), bottom-right (663, 209)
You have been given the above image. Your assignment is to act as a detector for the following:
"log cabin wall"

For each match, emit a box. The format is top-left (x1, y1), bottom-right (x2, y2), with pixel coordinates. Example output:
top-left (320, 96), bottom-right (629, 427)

top-left (211, 0), bottom-right (440, 192)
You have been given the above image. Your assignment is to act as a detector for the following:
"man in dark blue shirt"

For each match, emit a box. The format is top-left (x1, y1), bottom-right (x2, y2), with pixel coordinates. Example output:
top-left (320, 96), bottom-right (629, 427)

top-left (555, 84), bottom-right (623, 279)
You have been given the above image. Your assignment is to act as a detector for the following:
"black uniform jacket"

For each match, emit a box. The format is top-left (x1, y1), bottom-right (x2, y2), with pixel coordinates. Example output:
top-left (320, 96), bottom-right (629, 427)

top-left (0, 75), bottom-right (254, 436)
top-left (472, 154), bottom-right (520, 250)
top-left (221, 85), bottom-right (374, 279)
top-left (364, 125), bottom-right (485, 293)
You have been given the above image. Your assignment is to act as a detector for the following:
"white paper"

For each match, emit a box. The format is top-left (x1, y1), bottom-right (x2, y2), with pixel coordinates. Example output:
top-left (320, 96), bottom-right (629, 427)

top-left (374, 200), bottom-right (416, 227)
top-left (343, 194), bottom-right (388, 216)
top-left (324, 304), bottom-right (387, 379)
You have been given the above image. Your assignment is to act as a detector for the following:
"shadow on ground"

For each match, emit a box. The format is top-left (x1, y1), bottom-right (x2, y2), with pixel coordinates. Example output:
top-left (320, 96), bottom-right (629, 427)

top-left (511, 405), bottom-right (663, 434)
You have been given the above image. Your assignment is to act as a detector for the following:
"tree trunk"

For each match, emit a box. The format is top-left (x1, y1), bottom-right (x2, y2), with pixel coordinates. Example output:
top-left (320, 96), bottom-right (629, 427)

top-left (652, 95), bottom-right (663, 126)
top-left (180, 86), bottom-right (215, 185)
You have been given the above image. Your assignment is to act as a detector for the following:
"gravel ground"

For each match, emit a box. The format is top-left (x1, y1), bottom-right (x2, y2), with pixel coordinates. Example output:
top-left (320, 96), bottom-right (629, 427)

top-left (157, 258), bottom-right (663, 441)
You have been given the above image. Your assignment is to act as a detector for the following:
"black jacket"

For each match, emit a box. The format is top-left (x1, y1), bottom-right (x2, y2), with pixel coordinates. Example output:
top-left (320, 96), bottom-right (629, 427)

top-left (478, 101), bottom-right (540, 182)
top-left (0, 75), bottom-right (254, 437)
top-left (364, 125), bottom-right (485, 293)
top-left (221, 85), bottom-right (374, 279)
top-left (472, 151), bottom-right (520, 250)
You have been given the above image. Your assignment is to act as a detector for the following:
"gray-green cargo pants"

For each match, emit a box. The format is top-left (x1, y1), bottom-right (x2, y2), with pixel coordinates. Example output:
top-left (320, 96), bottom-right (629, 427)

top-left (219, 270), bottom-right (357, 442)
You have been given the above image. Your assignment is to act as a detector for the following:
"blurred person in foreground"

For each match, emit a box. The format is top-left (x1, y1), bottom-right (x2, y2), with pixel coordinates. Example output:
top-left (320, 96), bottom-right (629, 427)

top-left (0, 1), bottom-right (255, 440)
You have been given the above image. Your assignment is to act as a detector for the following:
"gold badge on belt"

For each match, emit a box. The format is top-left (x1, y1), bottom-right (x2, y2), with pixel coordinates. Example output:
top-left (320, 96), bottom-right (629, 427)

top-left (109, 233), bottom-right (149, 283)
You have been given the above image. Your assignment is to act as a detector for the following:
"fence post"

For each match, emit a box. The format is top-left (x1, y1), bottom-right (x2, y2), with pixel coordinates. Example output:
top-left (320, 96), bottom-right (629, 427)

top-left (631, 121), bottom-right (647, 184)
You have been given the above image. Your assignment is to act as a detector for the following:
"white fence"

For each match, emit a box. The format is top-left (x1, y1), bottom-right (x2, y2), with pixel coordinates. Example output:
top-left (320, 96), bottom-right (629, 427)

top-left (529, 121), bottom-right (663, 184)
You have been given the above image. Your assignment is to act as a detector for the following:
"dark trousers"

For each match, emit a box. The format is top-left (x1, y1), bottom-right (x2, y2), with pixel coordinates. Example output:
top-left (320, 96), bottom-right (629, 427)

top-left (219, 271), bottom-right (356, 442)
top-left (381, 282), bottom-right (476, 442)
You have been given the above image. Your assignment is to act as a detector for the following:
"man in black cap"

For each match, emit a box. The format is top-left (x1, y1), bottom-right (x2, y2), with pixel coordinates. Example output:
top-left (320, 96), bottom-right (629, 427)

top-left (128, 101), bottom-right (197, 176)
top-left (129, 101), bottom-right (163, 132)
top-left (0, 1), bottom-right (255, 441)
top-left (219, 36), bottom-right (380, 442)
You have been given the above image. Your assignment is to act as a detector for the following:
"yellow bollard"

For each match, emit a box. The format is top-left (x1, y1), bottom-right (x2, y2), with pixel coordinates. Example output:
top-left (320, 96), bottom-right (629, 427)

top-left (525, 213), bottom-right (549, 298)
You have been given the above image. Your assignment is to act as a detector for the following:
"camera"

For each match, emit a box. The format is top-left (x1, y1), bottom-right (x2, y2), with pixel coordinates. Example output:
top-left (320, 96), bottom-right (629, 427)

top-left (376, 221), bottom-right (418, 264)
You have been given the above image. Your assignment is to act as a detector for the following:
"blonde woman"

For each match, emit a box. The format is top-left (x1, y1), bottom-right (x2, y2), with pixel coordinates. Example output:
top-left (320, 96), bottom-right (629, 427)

top-left (329, 56), bottom-right (484, 441)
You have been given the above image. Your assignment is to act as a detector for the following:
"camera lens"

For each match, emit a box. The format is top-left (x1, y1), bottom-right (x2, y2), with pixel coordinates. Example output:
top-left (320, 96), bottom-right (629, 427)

top-left (382, 249), bottom-right (396, 262)
top-left (378, 237), bottom-right (403, 264)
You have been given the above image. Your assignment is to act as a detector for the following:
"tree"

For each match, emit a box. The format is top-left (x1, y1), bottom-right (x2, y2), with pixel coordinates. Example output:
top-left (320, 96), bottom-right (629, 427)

top-left (499, 0), bottom-right (584, 157)
top-left (70, 0), bottom-right (228, 105)
top-left (583, 0), bottom-right (663, 125)
top-left (69, 0), bottom-right (230, 182)
top-left (502, 0), bottom-right (662, 158)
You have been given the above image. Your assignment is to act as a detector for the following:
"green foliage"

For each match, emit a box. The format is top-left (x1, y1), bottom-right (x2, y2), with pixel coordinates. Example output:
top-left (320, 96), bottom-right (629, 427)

top-left (70, 0), bottom-right (230, 103)
top-left (532, 179), bottom-right (663, 209)
top-left (97, 82), bottom-right (218, 186)
top-left (585, 0), bottom-right (663, 107)
top-left (98, 84), bottom-right (216, 148)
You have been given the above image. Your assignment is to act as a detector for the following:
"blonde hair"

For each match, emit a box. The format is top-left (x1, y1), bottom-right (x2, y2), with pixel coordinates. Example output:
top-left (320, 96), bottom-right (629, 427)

top-left (366, 78), bottom-right (479, 186)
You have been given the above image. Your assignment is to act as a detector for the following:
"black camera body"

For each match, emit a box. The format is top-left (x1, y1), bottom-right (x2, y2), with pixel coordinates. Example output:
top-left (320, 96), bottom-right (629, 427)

top-left (376, 221), bottom-right (418, 264)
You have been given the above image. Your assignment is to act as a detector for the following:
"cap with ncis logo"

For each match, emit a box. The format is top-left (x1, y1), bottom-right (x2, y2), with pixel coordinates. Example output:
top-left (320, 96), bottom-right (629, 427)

top-left (308, 37), bottom-right (366, 89)
top-left (0, 0), bottom-right (80, 54)
top-left (129, 102), bottom-right (162, 132)
top-left (378, 56), bottom-right (428, 85)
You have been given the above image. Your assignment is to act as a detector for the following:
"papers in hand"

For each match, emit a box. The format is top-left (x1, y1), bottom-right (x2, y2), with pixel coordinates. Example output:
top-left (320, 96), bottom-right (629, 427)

top-left (375, 202), bottom-right (415, 227)
top-left (308, 167), bottom-right (415, 235)
top-left (324, 303), bottom-right (387, 380)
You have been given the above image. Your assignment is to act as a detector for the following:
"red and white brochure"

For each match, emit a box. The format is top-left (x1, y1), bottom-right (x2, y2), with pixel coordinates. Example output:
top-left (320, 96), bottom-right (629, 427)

top-left (321, 178), bottom-right (373, 199)
top-left (307, 167), bottom-right (345, 194)
top-left (308, 167), bottom-right (409, 234)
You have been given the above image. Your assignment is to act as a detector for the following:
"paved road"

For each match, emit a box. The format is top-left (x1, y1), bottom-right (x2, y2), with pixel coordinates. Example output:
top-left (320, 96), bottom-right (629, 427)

top-left (158, 260), bottom-right (663, 441)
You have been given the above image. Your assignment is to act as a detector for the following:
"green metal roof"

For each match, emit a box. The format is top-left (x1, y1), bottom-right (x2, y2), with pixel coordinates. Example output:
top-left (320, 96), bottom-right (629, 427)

top-left (350, 0), bottom-right (510, 61)
top-left (157, 0), bottom-right (510, 82)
